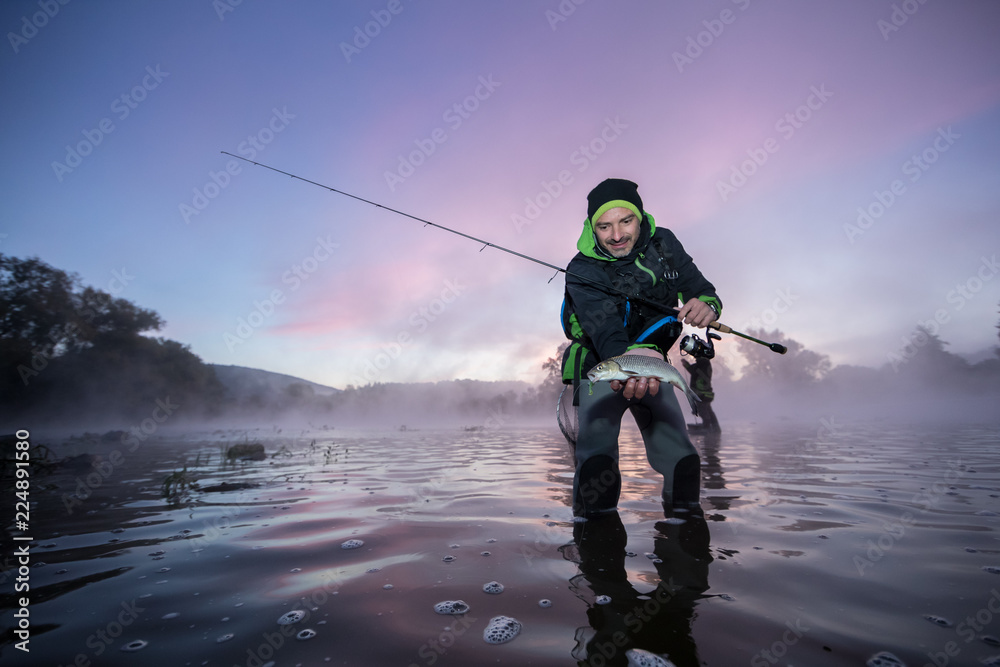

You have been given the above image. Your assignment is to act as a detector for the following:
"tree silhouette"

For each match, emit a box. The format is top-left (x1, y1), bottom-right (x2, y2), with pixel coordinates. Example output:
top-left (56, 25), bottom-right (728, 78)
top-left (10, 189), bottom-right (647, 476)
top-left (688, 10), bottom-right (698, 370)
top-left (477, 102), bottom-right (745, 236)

top-left (0, 254), bottom-right (220, 424)
top-left (735, 328), bottom-right (831, 387)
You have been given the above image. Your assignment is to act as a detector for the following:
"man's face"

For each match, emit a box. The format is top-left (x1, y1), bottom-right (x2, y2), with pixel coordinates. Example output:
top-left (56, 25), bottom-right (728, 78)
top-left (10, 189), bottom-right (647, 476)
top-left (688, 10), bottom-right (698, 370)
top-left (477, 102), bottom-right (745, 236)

top-left (593, 207), bottom-right (640, 258)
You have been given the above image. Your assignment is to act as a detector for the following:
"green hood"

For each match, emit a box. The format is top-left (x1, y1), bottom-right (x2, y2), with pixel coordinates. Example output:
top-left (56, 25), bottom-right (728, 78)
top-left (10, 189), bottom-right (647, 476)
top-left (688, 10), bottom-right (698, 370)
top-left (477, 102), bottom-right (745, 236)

top-left (576, 213), bottom-right (657, 261)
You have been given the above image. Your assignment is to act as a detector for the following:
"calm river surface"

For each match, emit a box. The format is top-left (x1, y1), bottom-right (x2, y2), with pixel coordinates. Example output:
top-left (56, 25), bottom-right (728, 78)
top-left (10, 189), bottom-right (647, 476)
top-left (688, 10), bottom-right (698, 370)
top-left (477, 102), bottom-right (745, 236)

top-left (2, 420), bottom-right (999, 666)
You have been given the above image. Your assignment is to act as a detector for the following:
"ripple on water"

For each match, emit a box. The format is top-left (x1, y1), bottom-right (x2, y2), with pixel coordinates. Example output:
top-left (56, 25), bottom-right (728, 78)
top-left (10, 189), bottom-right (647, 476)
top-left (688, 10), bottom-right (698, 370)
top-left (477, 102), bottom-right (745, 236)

top-left (120, 639), bottom-right (148, 652)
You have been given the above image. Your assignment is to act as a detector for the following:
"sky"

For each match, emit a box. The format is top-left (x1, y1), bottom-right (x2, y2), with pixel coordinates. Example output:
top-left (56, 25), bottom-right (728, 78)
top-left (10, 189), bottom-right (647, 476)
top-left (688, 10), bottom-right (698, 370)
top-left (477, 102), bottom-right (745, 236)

top-left (2, 0), bottom-right (999, 390)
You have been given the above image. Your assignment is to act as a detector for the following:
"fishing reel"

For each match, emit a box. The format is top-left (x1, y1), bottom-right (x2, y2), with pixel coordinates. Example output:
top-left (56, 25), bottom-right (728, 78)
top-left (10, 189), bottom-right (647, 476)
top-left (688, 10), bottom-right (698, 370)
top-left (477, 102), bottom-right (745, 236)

top-left (679, 329), bottom-right (721, 359)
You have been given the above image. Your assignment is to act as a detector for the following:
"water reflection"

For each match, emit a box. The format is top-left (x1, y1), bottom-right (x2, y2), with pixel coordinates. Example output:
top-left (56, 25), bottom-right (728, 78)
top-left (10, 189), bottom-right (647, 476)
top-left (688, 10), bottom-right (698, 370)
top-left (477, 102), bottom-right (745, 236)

top-left (560, 503), bottom-right (712, 666)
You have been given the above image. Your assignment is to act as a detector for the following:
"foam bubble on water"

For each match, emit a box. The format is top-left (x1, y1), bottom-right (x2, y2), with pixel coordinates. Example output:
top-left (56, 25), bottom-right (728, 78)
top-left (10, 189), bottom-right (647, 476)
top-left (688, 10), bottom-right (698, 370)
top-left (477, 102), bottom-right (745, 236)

top-left (483, 615), bottom-right (521, 644)
top-left (625, 648), bottom-right (676, 667)
top-left (866, 651), bottom-right (906, 667)
top-left (984, 566), bottom-right (1000, 575)
top-left (216, 633), bottom-right (234, 643)
top-left (481, 551), bottom-right (491, 557)
top-left (120, 639), bottom-right (148, 652)
top-left (161, 612), bottom-right (180, 620)
top-left (296, 629), bottom-right (317, 640)
top-left (595, 595), bottom-right (612, 605)
top-left (442, 555), bottom-right (456, 562)
top-left (538, 599), bottom-right (552, 608)
top-left (924, 614), bottom-right (953, 627)
top-left (434, 600), bottom-right (470, 615)
top-left (983, 635), bottom-right (1000, 647)
top-left (383, 584), bottom-right (394, 590)
top-left (483, 581), bottom-right (504, 594)
top-left (340, 539), bottom-right (364, 550)
top-left (277, 610), bottom-right (306, 625)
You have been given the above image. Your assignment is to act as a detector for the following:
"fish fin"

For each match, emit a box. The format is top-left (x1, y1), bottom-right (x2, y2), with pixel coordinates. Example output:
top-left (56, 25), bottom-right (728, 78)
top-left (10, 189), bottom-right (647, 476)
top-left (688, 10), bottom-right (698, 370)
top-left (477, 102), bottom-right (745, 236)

top-left (621, 370), bottom-right (640, 377)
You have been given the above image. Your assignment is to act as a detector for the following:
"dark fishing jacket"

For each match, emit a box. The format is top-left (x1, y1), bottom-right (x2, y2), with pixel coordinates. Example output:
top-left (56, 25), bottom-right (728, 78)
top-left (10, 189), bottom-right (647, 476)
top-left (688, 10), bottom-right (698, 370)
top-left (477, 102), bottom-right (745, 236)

top-left (561, 213), bottom-right (721, 387)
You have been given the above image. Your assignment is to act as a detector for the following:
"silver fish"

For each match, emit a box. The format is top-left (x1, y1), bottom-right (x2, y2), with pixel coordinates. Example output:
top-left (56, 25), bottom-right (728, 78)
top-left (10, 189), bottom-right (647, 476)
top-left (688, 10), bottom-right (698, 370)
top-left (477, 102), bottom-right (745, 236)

top-left (587, 354), bottom-right (701, 415)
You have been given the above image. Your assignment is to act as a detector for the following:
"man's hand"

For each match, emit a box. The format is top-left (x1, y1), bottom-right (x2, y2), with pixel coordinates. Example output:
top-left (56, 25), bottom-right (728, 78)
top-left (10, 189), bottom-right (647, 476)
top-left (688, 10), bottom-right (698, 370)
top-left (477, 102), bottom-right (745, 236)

top-left (609, 347), bottom-right (661, 400)
top-left (677, 298), bottom-right (717, 328)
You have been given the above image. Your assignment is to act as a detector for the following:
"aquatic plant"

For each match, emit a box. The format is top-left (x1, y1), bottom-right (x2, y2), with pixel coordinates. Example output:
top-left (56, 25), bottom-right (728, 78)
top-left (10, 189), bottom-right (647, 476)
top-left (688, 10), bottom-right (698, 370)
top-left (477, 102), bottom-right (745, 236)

top-left (161, 466), bottom-right (198, 502)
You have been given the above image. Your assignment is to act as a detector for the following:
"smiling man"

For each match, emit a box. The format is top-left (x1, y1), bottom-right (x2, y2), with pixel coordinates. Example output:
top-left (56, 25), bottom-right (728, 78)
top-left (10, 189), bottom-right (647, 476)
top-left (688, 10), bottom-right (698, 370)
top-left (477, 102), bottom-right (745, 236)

top-left (561, 178), bottom-right (721, 515)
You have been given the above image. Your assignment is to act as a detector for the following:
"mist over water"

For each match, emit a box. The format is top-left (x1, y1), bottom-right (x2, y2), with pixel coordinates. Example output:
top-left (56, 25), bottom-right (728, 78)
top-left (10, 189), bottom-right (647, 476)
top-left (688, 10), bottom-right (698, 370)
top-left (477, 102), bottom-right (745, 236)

top-left (3, 409), bottom-right (998, 666)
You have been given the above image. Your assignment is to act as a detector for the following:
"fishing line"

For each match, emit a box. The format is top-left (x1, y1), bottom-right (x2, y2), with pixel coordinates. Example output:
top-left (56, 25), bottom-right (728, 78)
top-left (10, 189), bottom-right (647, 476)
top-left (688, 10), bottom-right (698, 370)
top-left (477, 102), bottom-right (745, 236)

top-left (221, 152), bottom-right (786, 354)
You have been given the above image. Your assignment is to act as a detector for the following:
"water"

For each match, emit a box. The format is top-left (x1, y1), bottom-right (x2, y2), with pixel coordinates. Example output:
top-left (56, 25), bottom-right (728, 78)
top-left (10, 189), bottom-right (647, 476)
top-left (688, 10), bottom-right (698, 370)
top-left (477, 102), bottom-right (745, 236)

top-left (2, 421), bottom-right (999, 666)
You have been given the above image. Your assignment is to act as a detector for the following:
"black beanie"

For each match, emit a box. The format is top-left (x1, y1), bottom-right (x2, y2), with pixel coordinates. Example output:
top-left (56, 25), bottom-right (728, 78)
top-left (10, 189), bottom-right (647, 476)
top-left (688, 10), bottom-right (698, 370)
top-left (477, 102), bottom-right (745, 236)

top-left (586, 178), bottom-right (644, 223)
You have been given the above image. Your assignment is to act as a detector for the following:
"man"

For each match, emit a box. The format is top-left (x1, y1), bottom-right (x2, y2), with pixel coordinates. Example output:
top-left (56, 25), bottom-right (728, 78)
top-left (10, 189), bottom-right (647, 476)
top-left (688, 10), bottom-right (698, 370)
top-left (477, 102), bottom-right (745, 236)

top-left (561, 178), bottom-right (721, 515)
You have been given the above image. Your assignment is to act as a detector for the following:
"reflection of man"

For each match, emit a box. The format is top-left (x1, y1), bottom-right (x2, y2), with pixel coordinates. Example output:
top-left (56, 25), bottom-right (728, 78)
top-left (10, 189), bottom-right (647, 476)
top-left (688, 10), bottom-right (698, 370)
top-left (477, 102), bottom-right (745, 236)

top-left (561, 178), bottom-right (722, 515)
top-left (561, 505), bottom-right (712, 667)
top-left (681, 356), bottom-right (720, 433)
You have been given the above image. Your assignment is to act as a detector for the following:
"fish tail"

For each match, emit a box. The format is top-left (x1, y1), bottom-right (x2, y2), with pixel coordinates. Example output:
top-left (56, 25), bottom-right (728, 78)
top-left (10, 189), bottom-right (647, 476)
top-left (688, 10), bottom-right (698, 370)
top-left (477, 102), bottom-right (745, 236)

top-left (684, 387), bottom-right (701, 417)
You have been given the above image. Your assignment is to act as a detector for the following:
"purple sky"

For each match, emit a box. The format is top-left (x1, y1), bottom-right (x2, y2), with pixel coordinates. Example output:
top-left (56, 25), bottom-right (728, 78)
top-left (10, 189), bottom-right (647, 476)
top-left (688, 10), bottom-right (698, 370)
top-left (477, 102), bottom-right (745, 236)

top-left (3, 0), bottom-right (999, 388)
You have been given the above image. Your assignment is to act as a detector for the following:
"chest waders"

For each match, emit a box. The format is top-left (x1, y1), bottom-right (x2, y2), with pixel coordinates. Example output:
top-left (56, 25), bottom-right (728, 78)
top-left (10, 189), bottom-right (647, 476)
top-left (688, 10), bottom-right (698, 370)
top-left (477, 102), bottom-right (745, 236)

top-left (558, 237), bottom-right (700, 515)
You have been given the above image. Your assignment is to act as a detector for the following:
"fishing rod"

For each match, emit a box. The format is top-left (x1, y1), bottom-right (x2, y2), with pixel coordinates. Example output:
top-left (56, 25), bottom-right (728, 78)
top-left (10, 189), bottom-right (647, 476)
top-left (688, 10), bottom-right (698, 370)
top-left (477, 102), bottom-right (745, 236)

top-left (221, 152), bottom-right (787, 355)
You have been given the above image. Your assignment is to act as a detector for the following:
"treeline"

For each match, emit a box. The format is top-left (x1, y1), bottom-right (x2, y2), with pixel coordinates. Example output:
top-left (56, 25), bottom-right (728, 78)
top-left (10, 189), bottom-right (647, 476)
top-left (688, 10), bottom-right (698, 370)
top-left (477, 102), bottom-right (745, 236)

top-left (3, 254), bottom-right (997, 430)
top-left (0, 255), bottom-right (225, 426)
